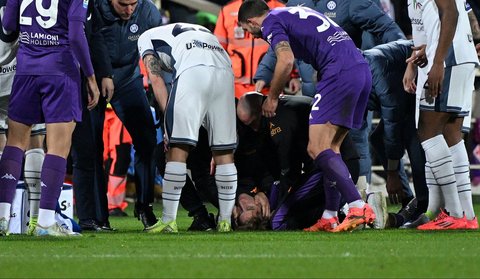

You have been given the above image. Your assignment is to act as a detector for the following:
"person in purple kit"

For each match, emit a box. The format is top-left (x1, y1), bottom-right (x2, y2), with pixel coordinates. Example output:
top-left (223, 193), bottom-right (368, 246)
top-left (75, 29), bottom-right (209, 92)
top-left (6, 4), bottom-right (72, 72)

top-left (238, 0), bottom-right (375, 232)
top-left (0, 0), bottom-right (100, 236)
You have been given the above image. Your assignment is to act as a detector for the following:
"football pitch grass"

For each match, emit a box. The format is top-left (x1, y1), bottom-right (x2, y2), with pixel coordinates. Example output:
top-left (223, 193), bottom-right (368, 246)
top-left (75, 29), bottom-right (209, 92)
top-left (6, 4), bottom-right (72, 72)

top-left (1, 204), bottom-right (480, 278)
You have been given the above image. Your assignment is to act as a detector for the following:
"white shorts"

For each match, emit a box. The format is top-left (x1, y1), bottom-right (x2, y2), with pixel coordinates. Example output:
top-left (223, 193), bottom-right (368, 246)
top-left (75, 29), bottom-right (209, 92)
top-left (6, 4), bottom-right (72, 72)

top-left (416, 63), bottom-right (475, 131)
top-left (164, 66), bottom-right (236, 150)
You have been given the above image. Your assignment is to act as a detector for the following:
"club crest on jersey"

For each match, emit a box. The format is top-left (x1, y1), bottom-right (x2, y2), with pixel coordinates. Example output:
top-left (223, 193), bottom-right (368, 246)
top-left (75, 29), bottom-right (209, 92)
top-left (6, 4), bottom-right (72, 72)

top-left (326, 1), bottom-right (336, 10)
top-left (130, 24), bottom-right (139, 33)
top-left (83, 0), bottom-right (88, 8)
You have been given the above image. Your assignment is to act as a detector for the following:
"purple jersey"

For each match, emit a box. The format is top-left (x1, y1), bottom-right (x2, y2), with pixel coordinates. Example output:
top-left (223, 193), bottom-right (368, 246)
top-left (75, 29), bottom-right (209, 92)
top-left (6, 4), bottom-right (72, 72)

top-left (261, 7), bottom-right (367, 76)
top-left (4, 0), bottom-right (88, 75)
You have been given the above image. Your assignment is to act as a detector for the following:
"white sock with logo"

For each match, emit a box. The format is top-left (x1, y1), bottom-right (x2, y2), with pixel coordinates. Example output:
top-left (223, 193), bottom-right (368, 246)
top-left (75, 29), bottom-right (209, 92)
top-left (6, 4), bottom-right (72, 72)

top-left (161, 162), bottom-right (186, 223)
top-left (449, 140), bottom-right (475, 220)
top-left (215, 163), bottom-right (237, 222)
top-left (25, 148), bottom-right (45, 220)
top-left (422, 135), bottom-right (463, 218)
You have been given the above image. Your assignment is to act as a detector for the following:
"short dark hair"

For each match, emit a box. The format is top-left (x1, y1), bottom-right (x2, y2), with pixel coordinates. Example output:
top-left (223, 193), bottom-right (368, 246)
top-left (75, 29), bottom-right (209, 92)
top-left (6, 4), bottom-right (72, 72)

top-left (238, 0), bottom-right (270, 23)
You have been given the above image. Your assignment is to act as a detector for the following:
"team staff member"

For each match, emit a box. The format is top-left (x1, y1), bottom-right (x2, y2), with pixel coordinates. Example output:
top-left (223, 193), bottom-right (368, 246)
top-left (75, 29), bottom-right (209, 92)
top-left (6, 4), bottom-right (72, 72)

top-left (214, 0), bottom-right (285, 98)
top-left (97, 0), bottom-right (162, 230)
top-left (235, 93), bottom-right (359, 231)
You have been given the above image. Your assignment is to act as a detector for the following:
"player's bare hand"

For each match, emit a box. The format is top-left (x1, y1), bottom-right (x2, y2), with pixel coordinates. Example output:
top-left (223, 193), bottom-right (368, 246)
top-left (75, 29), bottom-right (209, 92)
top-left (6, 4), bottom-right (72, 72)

top-left (255, 80), bottom-right (266, 92)
top-left (406, 45), bottom-right (428, 68)
top-left (288, 78), bottom-right (301, 94)
top-left (403, 63), bottom-right (417, 94)
top-left (254, 192), bottom-right (270, 218)
top-left (386, 171), bottom-right (404, 205)
top-left (101, 77), bottom-right (115, 102)
top-left (86, 75), bottom-right (100, 110)
top-left (426, 62), bottom-right (444, 98)
top-left (262, 96), bottom-right (278, 118)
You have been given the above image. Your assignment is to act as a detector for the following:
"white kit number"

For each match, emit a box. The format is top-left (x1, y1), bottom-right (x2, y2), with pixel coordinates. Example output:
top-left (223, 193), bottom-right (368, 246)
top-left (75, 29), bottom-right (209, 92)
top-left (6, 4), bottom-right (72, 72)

top-left (312, 94), bottom-right (321, 111)
top-left (20, 0), bottom-right (58, 29)
top-left (288, 7), bottom-right (339, 33)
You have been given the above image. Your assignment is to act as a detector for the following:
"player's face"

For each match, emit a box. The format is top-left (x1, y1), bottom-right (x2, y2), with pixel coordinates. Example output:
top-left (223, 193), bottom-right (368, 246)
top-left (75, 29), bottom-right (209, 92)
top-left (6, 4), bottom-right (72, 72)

top-left (239, 21), bottom-right (262, 38)
top-left (234, 194), bottom-right (262, 225)
top-left (111, 0), bottom-right (138, 20)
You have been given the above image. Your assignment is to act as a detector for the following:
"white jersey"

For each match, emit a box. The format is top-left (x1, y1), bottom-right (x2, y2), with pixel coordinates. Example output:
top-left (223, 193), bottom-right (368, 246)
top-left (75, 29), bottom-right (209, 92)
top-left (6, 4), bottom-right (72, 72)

top-left (138, 23), bottom-right (232, 78)
top-left (408, 0), bottom-right (478, 72)
top-left (1, 0), bottom-right (19, 97)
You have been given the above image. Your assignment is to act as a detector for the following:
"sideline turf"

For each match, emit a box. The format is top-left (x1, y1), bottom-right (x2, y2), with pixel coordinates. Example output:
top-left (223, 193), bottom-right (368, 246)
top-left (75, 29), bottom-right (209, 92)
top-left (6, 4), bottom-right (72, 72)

top-left (0, 205), bottom-right (479, 278)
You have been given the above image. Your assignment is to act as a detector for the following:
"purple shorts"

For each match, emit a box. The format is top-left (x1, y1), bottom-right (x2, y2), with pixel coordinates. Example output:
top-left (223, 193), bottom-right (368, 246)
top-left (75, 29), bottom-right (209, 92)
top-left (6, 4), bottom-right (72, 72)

top-left (8, 74), bottom-right (82, 125)
top-left (310, 64), bottom-right (372, 129)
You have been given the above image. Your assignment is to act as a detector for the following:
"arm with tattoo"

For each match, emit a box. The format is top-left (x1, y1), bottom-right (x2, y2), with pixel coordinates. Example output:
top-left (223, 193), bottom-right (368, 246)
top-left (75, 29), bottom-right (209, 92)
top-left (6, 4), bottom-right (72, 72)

top-left (144, 54), bottom-right (169, 112)
top-left (262, 41), bottom-right (295, 118)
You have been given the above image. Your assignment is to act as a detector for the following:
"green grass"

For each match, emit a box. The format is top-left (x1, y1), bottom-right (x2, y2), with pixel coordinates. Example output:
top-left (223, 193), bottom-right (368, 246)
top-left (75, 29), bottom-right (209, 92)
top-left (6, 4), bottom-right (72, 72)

top-left (1, 204), bottom-right (480, 278)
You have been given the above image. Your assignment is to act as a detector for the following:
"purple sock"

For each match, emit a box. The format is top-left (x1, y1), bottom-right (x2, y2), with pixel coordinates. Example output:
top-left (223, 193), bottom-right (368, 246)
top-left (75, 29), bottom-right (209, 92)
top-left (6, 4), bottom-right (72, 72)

top-left (39, 154), bottom-right (66, 210)
top-left (0, 146), bottom-right (24, 203)
top-left (324, 178), bottom-right (341, 211)
top-left (314, 149), bottom-right (361, 203)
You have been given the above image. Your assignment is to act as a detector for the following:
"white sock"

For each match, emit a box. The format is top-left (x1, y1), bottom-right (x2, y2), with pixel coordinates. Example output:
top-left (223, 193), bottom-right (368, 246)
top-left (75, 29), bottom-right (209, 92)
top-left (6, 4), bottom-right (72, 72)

top-left (425, 162), bottom-right (443, 218)
top-left (215, 163), bottom-right (237, 222)
top-left (37, 208), bottom-right (56, 227)
top-left (322, 209), bottom-right (337, 219)
top-left (348, 199), bottom-right (365, 209)
top-left (450, 140), bottom-right (475, 220)
top-left (161, 162), bottom-right (186, 223)
top-left (422, 135), bottom-right (463, 218)
top-left (24, 148), bottom-right (44, 220)
top-left (0, 202), bottom-right (11, 219)
top-left (356, 175), bottom-right (368, 200)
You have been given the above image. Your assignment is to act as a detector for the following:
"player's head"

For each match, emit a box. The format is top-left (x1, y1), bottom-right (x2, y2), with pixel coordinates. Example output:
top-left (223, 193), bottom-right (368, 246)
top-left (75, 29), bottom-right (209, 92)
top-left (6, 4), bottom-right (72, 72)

top-left (238, 0), bottom-right (270, 38)
top-left (110, 0), bottom-right (138, 20)
top-left (232, 193), bottom-right (270, 230)
top-left (237, 92), bottom-right (264, 130)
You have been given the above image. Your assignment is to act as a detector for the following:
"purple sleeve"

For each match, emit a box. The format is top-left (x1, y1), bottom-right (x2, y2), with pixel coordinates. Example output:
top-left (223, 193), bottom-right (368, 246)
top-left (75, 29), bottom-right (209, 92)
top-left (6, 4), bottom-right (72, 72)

top-left (69, 20), bottom-right (94, 76)
top-left (262, 14), bottom-right (289, 51)
top-left (68, 0), bottom-right (88, 22)
top-left (2, 0), bottom-right (20, 32)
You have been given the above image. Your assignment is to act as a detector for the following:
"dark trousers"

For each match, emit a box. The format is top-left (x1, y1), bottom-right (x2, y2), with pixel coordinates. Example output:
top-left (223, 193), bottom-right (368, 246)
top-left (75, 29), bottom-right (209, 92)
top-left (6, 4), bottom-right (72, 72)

top-left (72, 90), bottom-right (108, 223)
top-left (110, 78), bottom-right (156, 205)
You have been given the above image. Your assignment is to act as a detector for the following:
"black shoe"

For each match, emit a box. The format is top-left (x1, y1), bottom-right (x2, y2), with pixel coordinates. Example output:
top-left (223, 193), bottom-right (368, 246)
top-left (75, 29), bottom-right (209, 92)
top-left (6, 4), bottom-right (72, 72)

top-left (97, 221), bottom-right (117, 231)
top-left (79, 219), bottom-right (116, 232)
top-left (134, 203), bottom-right (158, 230)
top-left (109, 207), bottom-right (128, 217)
top-left (79, 219), bottom-right (100, 231)
top-left (188, 213), bottom-right (216, 231)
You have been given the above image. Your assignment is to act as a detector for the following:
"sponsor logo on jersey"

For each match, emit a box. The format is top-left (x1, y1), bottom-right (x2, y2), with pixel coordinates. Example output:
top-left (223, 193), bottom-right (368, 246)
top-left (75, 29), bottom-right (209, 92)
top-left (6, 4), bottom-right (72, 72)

top-left (327, 31), bottom-right (351, 46)
top-left (0, 64), bottom-right (16, 74)
top-left (326, 1), bottom-right (336, 10)
top-left (413, 0), bottom-right (422, 10)
top-left (186, 40), bottom-right (224, 52)
top-left (20, 32), bottom-right (59, 46)
top-left (130, 24), bottom-right (139, 33)
top-left (270, 122), bottom-right (282, 137)
top-left (41, 181), bottom-right (47, 187)
top-left (1, 173), bottom-right (16, 180)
